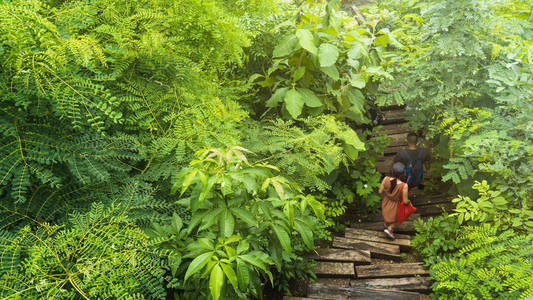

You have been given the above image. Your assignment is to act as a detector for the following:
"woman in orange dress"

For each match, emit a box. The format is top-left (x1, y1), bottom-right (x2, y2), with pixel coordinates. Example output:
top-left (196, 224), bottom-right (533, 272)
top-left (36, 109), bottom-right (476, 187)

top-left (378, 162), bottom-right (411, 239)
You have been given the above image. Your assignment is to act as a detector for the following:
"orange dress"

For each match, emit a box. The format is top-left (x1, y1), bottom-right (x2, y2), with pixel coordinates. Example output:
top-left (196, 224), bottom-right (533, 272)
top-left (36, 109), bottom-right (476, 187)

top-left (381, 177), bottom-right (404, 225)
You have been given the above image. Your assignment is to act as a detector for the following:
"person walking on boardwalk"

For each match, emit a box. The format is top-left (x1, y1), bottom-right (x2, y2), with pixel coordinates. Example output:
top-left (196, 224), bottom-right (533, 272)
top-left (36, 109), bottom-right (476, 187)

top-left (379, 162), bottom-right (411, 239)
top-left (394, 132), bottom-right (431, 190)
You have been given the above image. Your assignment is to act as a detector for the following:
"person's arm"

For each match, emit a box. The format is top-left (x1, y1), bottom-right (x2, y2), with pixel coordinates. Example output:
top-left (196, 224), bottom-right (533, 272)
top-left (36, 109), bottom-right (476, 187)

top-left (403, 184), bottom-right (410, 204)
top-left (378, 177), bottom-right (388, 195)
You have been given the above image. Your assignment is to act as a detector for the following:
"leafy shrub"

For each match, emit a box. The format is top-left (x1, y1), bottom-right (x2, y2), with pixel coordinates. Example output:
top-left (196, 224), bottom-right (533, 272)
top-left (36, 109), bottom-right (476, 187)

top-left (412, 213), bottom-right (467, 266)
top-left (452, 180), bottom-right (533, 232)
top-left (0, 203), bottom-right (166, 299)
top-left (430, 226), bottom-right (533, 300)
top-left (148, 147), bottom-right (328, 299)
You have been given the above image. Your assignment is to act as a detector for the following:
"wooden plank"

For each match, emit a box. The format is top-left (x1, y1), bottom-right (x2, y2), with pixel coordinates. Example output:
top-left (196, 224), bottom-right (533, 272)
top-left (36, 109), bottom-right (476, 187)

top-left (313, 262), bottom-right (355, 277)
top-left (382, 110), bottom-right (407, 124)
top-left (344, 227), bottom-right (413, 240)
top-left (307, 283), bottom-right (423, 300)
top-left (375, 159), bottom-right (391, 174)
top-left (284, 297), bottom-right (318, 300)
top-left (356, 263), bottom-right (429, 278)
top-left (387, 133), bottom-right (409, 147)
top-left (350, 277), bottom-right (432, 292)
top-left (314, 278), bottom-right (351, 288)
top-left (344, 228), bottom-right (411, 248)
top-left (384, 145), bottom-right (405, 155)
top-left (374, 124), bottom-right (412, 136)
top-left (309, 248), bottom-right (371, 264)
top-left (332, 237), bottom-right (401, 260)
top-left (351, 221), bottom-right (416, 234)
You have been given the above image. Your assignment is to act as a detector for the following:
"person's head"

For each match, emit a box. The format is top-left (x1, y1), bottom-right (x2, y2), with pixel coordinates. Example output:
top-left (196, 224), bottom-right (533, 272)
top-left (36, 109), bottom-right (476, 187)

top-left (406, 132), bottom-right (418, 146)
top-left (391, 162), bottom-right (407, 181)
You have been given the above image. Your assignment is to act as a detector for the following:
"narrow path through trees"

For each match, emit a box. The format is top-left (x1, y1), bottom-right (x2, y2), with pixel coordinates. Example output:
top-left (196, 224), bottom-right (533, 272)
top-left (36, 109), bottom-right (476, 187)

top-left (284, 107), bottom-right (455, 300)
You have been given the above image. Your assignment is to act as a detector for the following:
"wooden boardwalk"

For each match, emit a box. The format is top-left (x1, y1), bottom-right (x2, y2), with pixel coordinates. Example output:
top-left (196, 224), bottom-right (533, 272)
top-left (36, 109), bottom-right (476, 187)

top-left (284, 107), bottom-right (452, 300)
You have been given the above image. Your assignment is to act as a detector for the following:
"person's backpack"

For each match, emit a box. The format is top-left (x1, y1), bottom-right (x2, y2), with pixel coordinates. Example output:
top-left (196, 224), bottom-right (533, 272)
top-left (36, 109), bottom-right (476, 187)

top-left (402, 149), bottom-right (424, 186)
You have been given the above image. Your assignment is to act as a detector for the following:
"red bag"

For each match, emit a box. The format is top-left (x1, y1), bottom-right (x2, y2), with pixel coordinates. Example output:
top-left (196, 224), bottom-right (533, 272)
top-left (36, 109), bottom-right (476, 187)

top-left (396, 183), bottom-right (417, 225)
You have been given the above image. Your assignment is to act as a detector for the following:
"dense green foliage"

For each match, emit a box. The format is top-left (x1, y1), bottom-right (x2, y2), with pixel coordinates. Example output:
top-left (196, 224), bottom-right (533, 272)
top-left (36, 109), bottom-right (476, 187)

top-left (371, 0), bottom-right (533, 298)
top-left (1, 0), bottom-right (531, 298)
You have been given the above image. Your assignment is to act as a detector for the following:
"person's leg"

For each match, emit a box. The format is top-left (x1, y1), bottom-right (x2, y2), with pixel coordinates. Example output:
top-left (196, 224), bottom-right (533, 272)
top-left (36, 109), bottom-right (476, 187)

top-left (384, 222), bottom-right (396, 239)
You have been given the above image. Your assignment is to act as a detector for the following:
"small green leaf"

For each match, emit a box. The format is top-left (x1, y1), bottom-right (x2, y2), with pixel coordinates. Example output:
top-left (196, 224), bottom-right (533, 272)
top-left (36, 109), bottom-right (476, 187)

top-left (344, 87), bottom-right (365, 114)
top-left (184, 252), bottom-right (212, 281)
top-left (318, 43), bottom-right (339, 67)
top-left (284, 88), bottom-right (305, 119)
top-left (172, 213), bottom-right (183, 232)
top-left (296, 29), bottom-right (317, 55)
top-left (209, 264), bottom-right (224, 300)
top-left (321, 65), bottom-right (339, 80)
top-left (266, 87), bottom-right (288, 108)
top-left (293, 66), bottom-right (305, 82)
top-left (297, 88), bottom-right (323, 108)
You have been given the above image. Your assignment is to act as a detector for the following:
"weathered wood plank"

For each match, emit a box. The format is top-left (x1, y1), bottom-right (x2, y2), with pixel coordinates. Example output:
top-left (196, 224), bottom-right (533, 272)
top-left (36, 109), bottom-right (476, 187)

top-left (356, 263), bottom-right (429, 278)
top-left (387, 133), bottom-right (409, 147)
top-left (283, 297), bottom-right (318, 300)
top-left (383, 145), bottom-right (405, 155)
top-left (309, 248), bottom-right (371, 264)
top-left (416, 202), bottom-right (455, 216)
top-left (313, 262), bottom-right (355, 277)
top-left (344, 227), bottom-right (413, 240)
top-left (411, 195), bottom-right (452, 206)
top-left (350, 277), bottom-right (432, 292)
top-left (314, 278), bottom-right (351, 288)
top-left (351, 221), bottom-right (415, 234)
top-left (344, 228), bottom-right (411, 248)
top-left (332, 237), bottom-right (401, 260)
top-left (374, 124), bottom-right (412, 136)
top-left (382, 110), bottom-right (407, 124)
top-left (307, 283), bottom-right (423, 300)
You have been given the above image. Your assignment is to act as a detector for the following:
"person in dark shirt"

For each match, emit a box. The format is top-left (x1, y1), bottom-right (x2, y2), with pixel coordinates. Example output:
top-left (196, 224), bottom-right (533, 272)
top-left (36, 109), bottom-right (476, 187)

top-left (393, 132), bottom-right (431, 189)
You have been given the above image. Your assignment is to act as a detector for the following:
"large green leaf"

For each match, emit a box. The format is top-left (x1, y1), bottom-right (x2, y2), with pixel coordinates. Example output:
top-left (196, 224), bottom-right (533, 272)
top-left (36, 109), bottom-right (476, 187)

top-left (273, 34), bottom-right (298, 57)
top-left (220, 209), bottom-right (235, 237)
top-left (209, 264), bottom-right (224, 300)
top-left (321, 65), bottom-right (339, 80)
top-left (318, 43), bottom-right (339, 67)
top-left (231, 207), bottom-right (258, 227)
top-left (220, 263), bottom-right (238, 293)
top-left (295, 29), bottom-right (317, 55)
top-left (297, 88), bottom-right (323, 108)
top-left (236, 260), bottom-right (250, 291)
top-left (266, 87), bottom-right (288, 108)
top-left (184, 252), bottom-right (212, 281)
top-left (348, 42), bottom-right (366, 59)
top-left (344, 87), bottom-right (365, 114)
top-left (284, 88), bottom-right (305, 119)
top-left (272, 224), bottom-right (292, 253)
top-left (294, 220), bottom-right (314, 249)
top-left (350, 74), bottom-right (366, 89)
top-left (293, 66), bottom-right (305, 82)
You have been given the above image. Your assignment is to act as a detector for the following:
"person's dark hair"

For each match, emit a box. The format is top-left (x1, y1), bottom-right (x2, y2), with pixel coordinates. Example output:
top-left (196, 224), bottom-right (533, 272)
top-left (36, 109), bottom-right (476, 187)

top-left (407, 132), bottom-right (418, 145)
top-left (390, 162), bottom-right (408, 192)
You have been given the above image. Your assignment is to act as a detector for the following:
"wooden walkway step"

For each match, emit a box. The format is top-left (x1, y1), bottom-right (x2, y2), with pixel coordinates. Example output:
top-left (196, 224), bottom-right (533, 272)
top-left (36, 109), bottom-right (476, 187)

top-left (332, 237), bottom-right (401, 260)
top-left (355, 263), bottom-right (429, 278)
top-left (344, 228), bottom-right (411, 250)
top-left (307, 283), bottom-right (425, 300)
top-left (374, 124), bottom-right (412, 136)
top-left (351, 220), bottom-right (415, 234)
top-left (350, 277), bottom-right (432, 292)
top-left (313, 262), bottom-right (355, 277)
top-left (309, 248), bottom-right (371, 264)
top-left (382, 110), bottom-right (407, 124)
